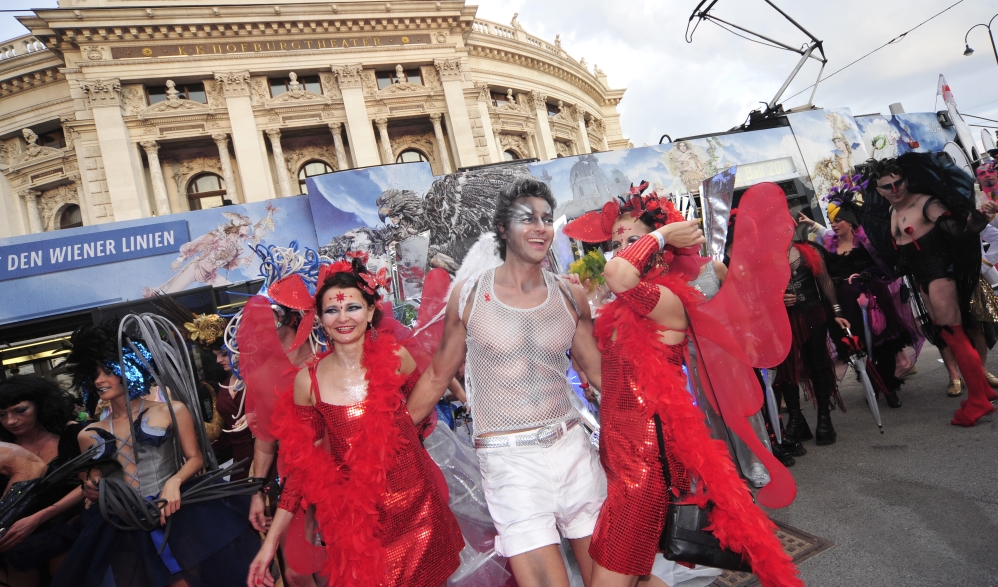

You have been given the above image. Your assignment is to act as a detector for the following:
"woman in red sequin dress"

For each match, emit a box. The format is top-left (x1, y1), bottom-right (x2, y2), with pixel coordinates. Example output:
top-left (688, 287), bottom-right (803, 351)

top-left (564, 186), bottom-right (803, 587)
top-left (246, 257), bottom-right (463, 587)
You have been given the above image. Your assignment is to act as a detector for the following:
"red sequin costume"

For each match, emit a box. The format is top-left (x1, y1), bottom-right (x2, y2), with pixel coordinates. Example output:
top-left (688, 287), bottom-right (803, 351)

top-left (273, 332), bottom-right (463, 587)
top-left (590, 232), bottom-right (803, 587)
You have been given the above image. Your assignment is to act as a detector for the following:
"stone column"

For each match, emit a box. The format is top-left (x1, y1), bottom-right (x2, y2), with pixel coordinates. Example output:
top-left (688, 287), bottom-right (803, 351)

top-left (374, 118), bottom-right (393, 165)
top-left (524, 131), bottom-right (538, 159)
top-left (478, 106), bottom-right (502, 163)
top-left (21, 189), bottom-right (42, 233)
top-left (211, 133), bottom-right (239, 203)
top-left (265, 129), bottom-right (292, 197)
top-left (213, 71), bottom-right (273, 202)
top-left (82, 78), bottom-right (150, 220)
top-left (332, 65), bottom-right (381, 168)
top-left (528, 91), bottom-right (557, 160)
top-left (67, 173), bottom-right (91, 226)
top-left (576, 110), bottom-right (592, 154)
top-left (433, 58), bottom-right (479, 168)
top-left (328, 122), bottom-right (350, 170)
top-left (140, 140), bottom-right (172, 216)
top-left (428, 113), bottom-right (453, 174)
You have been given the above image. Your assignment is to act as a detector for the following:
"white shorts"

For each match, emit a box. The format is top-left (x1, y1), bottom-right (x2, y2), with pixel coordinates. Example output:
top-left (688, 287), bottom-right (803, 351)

top-left (476, 423), bottom-right (607, 558)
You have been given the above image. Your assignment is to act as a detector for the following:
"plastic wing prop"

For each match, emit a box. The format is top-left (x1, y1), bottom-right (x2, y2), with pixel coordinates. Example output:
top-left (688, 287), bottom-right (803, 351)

top-left (238, 296), bottom-right (299, 443)
top-left (686, 182), bottom-right (796, 509)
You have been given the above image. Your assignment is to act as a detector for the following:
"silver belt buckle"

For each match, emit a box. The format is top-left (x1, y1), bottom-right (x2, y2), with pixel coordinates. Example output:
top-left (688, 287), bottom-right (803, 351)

top-left (535, 424), bottom-right (559, 448)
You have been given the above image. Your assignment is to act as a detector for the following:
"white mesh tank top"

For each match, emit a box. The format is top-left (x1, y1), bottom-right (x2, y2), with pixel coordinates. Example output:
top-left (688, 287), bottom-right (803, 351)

top-left (464, 268), bottom-right (576, 437)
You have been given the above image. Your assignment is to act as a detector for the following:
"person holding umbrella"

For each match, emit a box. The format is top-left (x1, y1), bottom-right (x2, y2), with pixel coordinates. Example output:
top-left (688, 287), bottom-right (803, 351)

top-left (798, 174), bottom-right (915, 409)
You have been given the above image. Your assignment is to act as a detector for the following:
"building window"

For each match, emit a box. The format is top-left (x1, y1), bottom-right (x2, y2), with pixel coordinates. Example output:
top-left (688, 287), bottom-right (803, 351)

top-left (148, 82), bottom-right (207, 105)
top-left (37, 129), bottom-right (66, 149)
top-left (396, 149), bottom-right (429, 164)
top-left (491, 92), bottom-right (510, 108)
top-left (187, 173), bottom-right (227, 210)
top-left (269, 75), bottom-right (321, 97)
top-left (58, 204), bottom-right (83, 229)
top-left (376, 69), bottom-right (422, 90)
top-left (547, 103), bottom-right (559, 117)
top-left (503, 150), bottom-right (520, 162)
top-left (298, 160), bottom-right (334, 193)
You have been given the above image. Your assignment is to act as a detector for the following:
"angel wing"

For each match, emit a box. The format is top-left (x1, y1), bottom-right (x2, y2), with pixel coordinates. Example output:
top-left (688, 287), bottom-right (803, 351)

top-left (686, 182), bottom-right (797, 508)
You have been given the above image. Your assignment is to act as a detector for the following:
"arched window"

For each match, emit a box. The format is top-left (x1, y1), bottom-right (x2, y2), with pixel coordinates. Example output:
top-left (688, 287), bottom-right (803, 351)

top-left (58, 204), bottom-right (83, 229)
top-left (503, 150), bottom-right (520, 162)
top-left (187, 173), bottom-right (227, 210)
top-left (396, 149), bottom-right (429, 164)
top-left (298, 160), bottom-right (334, 194)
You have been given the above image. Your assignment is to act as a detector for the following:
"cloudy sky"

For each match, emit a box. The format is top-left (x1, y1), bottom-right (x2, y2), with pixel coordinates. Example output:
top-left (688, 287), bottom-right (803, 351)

top-left (3, 0), bottom-right (997, 149)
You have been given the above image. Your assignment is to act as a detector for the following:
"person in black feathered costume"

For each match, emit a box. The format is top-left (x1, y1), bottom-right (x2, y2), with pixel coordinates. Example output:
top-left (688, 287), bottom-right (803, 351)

top-left (863, 153), bottom-right (996, 426)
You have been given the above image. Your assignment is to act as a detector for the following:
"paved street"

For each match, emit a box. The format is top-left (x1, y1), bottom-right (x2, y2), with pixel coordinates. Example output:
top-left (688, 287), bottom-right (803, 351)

top-left (768, 344), bottom-right (998, 587)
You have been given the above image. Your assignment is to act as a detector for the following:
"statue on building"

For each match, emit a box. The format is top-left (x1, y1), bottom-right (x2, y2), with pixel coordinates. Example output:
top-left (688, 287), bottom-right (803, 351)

top-left (287, 72), bottom-right (305, 97)
top-left (555, 34), bottom-right (562, 50)
top-left (21, 128), bottom-right (40, 156)
top-left (594, 64), bottom-right (604, 75)
top-left (165, 80), bottom-right (182, 105)
top-left (506, 89), bottom-right (516, 105)
top-left (395, 64), bottom-right (408, 84)
top-left (579, 56), bottom-right (587, 70)
top-left (510, 12), bottom-right (522, 30)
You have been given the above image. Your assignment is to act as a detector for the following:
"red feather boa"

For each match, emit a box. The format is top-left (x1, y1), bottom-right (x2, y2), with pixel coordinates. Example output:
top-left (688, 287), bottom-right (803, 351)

top-left (595, 274), bottom-right (804, 587)
top-left (794, 242), bottom-right (824, 275)
top-left (272, 332), bottom-right (407, 586)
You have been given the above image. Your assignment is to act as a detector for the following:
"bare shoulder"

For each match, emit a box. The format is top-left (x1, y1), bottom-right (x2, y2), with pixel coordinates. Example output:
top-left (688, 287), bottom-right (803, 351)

top-left (293, 363), bottom-right (314, 406)
top-left (395, 346), bottom-right (417, 375)
top-left (560, 277), bottom-right (590, 320)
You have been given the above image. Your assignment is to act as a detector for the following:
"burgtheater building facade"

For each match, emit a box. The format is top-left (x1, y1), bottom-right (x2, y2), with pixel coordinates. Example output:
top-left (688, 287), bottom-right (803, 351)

top-left (0, 0), bottom-right (629, 239)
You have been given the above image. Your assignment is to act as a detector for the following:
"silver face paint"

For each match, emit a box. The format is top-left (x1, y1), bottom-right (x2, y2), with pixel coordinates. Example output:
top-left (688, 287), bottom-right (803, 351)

top-left (510, 202), bottom-right (554, 228)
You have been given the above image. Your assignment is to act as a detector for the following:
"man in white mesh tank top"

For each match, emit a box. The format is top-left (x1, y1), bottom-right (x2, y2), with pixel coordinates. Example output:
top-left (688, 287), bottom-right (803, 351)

top-left (408, 178), bottom-right (605, 587)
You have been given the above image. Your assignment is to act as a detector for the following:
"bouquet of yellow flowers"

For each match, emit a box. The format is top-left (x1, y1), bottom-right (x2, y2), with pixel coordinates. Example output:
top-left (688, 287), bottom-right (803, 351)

top-left (568, 250), bottom-right (606, 292)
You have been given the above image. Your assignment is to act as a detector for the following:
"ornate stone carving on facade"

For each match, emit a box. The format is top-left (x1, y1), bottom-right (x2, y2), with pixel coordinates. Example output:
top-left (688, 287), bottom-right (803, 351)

top-left (251, 79), bottom-right (270, 106)
top-left (121, 86), bottom-right (146, 115)
top-left (554, 140), bottom-right (573, 158)
top-left (164, 153), bottom-right (224, 194)
top-left (38, 184), bottom-right (80, 231)
top-left (498, 133), bottom-right (528, 159)
top-left (81, 78), bottom-right (122, 108)
top-left (420, 65), bottom-right (442, 90)
top-left (265, 72), bottom-right (331, 108)
top-left (362, 70), bottom-right (379, 97)
top-left (475, 82), bottom-right (490, 103)
top-left (551, 101), bottom-right (578, 125)
top-left (0, 142), bottom-right (10, 168)
top-left (389, 133), bottom-right (440, 172)
top-left (332, 64), bottom-right (365, 89)
top-left (84, 46), bottom-right (105, 61)
top-left (8, 128), bottom-right (65, 171)
top-left (204, 80), bottom-right (226, 108)
top-left (433, 58), bottom-right (464, 82)
top-left (212, 71), bottom-right (252, 97)
top-left (510, 12), bottom-right (523, 30)
top-left (138, 80), bottom-right (216, 120)
top-left (319, 73), bottom-right (342, 99)
top-left (528, 91), bottom-right (548, 112)
top-left (283, 139), bottom-right (339, 179)
top-left (587, 117), bottom-right (606, 144)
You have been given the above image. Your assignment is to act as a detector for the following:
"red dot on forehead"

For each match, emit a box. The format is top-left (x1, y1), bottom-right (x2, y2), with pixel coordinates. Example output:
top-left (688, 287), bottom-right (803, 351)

top-left (335, 292), bottom-right (345, 301)
top-left (616, 226), bottom-right (628, 235)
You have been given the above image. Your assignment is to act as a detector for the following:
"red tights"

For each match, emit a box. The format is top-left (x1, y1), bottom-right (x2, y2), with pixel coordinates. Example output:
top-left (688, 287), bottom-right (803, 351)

top-left (940, 325), bottom-right (998, 426)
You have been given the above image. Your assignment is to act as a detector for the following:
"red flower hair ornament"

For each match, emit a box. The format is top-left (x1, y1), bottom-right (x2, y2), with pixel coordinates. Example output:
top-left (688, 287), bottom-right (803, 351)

top-left (564, 181), bottom-right (686, 244)
top-left (316, 256), bottom-right (392, 299)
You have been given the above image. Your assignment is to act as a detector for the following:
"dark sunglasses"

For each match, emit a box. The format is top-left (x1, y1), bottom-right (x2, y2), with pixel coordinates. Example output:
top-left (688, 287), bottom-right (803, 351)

top-left (876, 177), bottom-right (905, 191)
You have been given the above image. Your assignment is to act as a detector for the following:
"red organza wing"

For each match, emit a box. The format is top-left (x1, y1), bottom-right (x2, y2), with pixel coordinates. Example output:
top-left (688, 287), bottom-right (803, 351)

top-left (238, 296), bottom-right (299, 443)
top-left (687, 182), bottom-right (796, 508)
top-left (400, 268), bottom-right (451, 373)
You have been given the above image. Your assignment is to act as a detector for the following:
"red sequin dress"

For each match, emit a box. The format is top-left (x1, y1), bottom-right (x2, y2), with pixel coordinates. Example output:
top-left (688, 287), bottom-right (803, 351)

top-left (590, 339), bottom-right (692, 575)
top-left (279, 366), bottom-right (463, 587)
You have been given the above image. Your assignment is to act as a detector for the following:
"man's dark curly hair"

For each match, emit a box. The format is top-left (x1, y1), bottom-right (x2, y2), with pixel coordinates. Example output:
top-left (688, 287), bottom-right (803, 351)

top-left (493, 177), bottom-right (557, 260)
top-left (0, 375), bottom-right (75, 442)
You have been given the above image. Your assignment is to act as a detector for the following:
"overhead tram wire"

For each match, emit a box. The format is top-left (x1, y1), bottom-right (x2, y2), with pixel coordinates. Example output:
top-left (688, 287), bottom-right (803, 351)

top-left (780, 0), bottom-right (967, 105)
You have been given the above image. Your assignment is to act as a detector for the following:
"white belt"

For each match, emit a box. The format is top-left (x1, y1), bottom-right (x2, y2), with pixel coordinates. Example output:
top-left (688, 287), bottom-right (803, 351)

top-left (474, 418), bottom-right (579, 449)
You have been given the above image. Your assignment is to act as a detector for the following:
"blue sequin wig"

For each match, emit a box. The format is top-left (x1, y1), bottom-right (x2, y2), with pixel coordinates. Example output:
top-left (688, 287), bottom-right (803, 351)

top-left (66, 321), bottom-right (156, 415)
